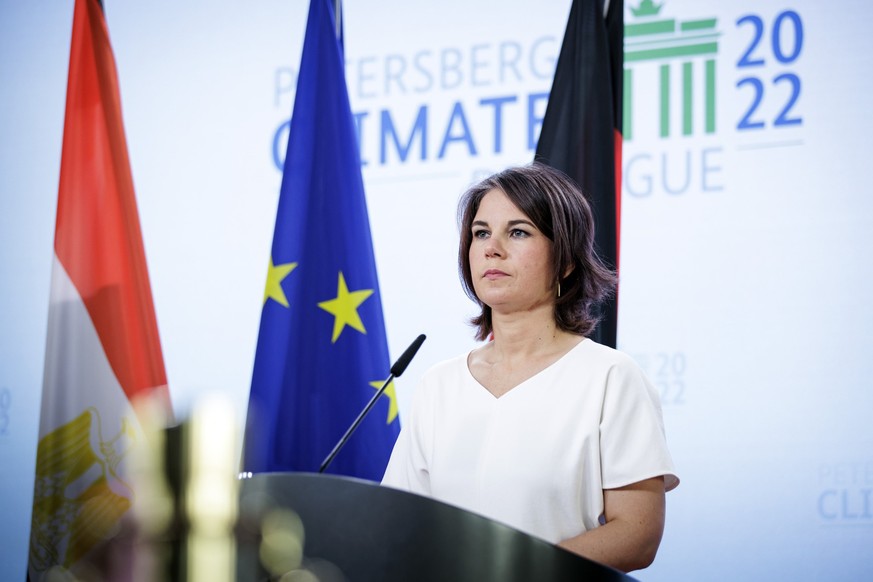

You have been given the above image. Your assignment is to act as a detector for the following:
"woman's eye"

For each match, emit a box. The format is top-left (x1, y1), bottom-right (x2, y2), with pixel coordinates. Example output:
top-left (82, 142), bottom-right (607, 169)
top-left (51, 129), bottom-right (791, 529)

top-left (473, 229), bottom-right (489, 239)
top-left (510, 229), bottom-right (529, 238)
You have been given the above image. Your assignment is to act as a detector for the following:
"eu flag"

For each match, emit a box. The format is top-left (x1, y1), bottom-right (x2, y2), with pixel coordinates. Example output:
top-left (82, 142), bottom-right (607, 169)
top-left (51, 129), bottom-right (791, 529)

top-left (242, 0), bottom-right (399, 480)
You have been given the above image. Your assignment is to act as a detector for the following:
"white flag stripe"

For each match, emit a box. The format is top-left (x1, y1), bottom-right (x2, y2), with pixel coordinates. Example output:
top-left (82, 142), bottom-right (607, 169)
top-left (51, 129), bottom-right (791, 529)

top-left (39, 254), bottom-right (140, 439)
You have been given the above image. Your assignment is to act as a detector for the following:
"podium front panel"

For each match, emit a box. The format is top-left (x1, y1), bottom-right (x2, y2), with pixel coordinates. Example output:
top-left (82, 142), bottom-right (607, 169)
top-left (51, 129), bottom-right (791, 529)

top-left (237, 472), bottom-right (634, 582)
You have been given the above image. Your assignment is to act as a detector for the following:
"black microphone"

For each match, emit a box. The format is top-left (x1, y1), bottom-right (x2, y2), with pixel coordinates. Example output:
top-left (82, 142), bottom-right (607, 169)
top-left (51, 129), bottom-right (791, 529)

top-left (390, 333), bottom-right (426, 376)
top-left (319, 334), bottom-right (426, 474)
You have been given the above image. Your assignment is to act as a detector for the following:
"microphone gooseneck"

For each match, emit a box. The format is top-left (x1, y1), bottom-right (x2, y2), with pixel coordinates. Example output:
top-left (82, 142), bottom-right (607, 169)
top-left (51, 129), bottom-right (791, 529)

top-left (319, 334), bottom-right (426, 474)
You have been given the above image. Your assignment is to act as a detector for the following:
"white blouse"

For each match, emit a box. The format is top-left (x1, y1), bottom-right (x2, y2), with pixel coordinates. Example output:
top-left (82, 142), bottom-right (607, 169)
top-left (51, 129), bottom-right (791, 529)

top-left (382, 338), bottom-right (679, 543)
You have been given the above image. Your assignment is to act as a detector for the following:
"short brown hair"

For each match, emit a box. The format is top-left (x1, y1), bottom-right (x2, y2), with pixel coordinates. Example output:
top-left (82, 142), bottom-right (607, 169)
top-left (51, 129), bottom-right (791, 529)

top-left (458, 163), bottom-right (617, 341)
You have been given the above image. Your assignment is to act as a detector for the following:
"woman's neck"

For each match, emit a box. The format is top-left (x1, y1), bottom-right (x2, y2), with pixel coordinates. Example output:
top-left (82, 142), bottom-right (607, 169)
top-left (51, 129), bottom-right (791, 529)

top-left (488, 306), bottom-right (577, 360)
top-left (468, 307), bottom-right (584, 397)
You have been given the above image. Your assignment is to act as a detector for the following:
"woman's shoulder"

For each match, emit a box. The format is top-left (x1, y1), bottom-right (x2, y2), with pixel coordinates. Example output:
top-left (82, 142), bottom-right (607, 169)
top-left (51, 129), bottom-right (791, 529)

top-left (417, 350), bottom-right (473, 386)
top-left (408, 350), bottom-right (476, 406)
top-left (571, 338), bottom-right (642, 371)
top-left (424, 350), bottom-right (470, 374)
top-left (576, 341), bottom-right (662, 407)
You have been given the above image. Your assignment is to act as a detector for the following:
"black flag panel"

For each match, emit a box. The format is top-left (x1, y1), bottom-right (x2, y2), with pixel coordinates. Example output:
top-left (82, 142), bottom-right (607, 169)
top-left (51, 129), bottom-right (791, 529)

top-left (536, 0), bottom-right (624, 348)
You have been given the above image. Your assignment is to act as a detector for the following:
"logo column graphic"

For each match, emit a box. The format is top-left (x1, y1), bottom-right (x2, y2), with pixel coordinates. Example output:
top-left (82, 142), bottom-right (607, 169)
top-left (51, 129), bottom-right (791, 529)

top-left (624, 0), bottom-right (719, 141)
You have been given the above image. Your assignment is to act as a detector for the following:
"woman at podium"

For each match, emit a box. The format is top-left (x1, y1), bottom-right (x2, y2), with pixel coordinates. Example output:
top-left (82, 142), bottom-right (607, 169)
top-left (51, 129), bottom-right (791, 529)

top-left (382, 163), bottom-right (679, 573)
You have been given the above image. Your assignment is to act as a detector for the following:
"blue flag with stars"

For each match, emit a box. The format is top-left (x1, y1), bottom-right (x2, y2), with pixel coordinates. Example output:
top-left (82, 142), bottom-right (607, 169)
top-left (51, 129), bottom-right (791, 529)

top-left (242, 0), bottom-right (399, 481)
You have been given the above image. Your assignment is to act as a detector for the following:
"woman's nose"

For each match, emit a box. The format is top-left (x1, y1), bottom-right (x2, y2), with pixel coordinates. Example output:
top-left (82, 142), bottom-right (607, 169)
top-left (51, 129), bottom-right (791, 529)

top-left (484, 239), bottom-right (503, 258)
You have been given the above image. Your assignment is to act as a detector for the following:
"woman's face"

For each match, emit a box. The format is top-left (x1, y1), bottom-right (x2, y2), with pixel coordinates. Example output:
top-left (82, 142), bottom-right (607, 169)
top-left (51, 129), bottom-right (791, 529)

top-left (468, 188), bottom-right (554, 315)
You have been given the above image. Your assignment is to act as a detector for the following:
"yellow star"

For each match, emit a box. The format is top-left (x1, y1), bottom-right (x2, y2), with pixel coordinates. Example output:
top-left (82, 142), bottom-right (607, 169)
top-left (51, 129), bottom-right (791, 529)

top-left (317, 272), bottom-right (374, 343)
top-left (263, 257), bottom-right (298, 307)
top-left (370, 379), bottom-right (399, 424)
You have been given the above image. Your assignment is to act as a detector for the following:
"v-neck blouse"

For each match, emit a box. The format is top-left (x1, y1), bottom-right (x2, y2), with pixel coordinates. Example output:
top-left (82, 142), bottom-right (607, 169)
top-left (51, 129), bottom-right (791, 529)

top-left (381, 338), bottom-right (679, 544)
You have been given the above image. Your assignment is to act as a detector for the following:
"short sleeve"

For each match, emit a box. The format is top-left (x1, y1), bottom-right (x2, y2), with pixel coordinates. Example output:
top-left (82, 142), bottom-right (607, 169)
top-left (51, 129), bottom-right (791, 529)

top-left (381, 374), bottom-right (433, 495)
top-left (599, 355), bottom-right (679, 492)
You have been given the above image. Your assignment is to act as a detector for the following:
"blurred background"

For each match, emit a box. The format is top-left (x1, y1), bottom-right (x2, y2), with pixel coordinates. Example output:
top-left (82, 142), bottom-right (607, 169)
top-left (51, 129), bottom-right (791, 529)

top-left (2, 0), bottom-right (872, 579)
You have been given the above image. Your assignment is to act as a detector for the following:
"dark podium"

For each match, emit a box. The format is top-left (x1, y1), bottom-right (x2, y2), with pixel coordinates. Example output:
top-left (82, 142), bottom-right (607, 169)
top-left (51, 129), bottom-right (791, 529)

top-left (236, 473), bottom-right (635, 581)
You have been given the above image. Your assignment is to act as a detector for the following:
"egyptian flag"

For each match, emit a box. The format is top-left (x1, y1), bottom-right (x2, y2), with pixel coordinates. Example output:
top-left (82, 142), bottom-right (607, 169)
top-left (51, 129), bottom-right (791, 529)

top-left (535, 0), bottom-right (623, 349)
top-left (28, 0), bottom-right (171, 578)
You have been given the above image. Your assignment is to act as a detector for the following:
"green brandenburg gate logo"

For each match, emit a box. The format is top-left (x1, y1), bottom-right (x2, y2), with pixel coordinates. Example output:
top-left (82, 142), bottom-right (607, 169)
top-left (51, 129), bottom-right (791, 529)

top-left (624, 0), bottom-right (719, 140)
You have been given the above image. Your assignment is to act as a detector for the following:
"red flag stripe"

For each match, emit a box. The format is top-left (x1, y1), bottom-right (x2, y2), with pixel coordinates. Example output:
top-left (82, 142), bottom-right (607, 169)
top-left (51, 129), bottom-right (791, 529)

top-left (614, 128), bottom-right (622, 272)
top-left (54, 0), bottom-right (168, 402)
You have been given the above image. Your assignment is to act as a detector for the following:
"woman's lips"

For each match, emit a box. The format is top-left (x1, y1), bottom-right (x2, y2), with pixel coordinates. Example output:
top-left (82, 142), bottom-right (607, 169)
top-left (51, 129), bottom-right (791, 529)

top-left (483, 269), bottom-right (508, 280)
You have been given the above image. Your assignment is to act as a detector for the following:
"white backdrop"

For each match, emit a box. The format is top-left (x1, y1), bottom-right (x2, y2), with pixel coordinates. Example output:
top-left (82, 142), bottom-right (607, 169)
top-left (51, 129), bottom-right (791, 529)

top-left (2, 1), bottom-right (872, 579)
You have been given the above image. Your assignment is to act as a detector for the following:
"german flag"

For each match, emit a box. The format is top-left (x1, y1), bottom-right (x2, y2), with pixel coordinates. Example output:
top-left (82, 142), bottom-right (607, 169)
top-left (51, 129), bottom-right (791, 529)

top-left (536, 0), bottom-right (623, 349)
